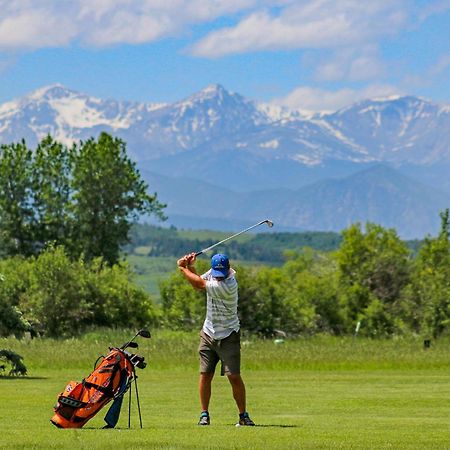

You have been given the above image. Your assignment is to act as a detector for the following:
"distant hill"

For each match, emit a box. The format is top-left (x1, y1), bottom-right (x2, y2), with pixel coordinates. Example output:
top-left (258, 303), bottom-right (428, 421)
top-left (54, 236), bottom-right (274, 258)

top-left (142, 165), bottom-right (448, 239)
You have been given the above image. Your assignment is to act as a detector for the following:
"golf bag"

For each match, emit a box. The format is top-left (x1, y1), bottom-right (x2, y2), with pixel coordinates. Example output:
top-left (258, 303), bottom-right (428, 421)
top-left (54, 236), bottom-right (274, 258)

top-left (51, 330), bottom-right (149, 429)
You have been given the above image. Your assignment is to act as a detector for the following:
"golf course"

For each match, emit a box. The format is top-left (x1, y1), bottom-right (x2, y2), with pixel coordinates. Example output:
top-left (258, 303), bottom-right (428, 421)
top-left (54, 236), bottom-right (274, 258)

top-left (2, 330), bottom-right (450, 449)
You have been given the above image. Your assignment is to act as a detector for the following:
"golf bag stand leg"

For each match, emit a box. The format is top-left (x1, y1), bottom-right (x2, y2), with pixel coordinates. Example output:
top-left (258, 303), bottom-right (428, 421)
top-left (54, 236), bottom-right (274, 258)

top-left (134, 369), bottom-right (143, 429)
top-left (128, 380), bottom-right (132, 428)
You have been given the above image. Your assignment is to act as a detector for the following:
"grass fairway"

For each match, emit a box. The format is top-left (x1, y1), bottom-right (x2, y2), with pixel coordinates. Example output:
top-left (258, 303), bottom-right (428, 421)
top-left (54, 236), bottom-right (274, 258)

top-left (2, 332), bottom-right (450, 449)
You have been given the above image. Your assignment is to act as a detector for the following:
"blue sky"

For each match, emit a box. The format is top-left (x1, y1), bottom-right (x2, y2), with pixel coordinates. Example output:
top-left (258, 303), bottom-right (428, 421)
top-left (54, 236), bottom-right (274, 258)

top-left (0, 0), bottom-right (449, 111)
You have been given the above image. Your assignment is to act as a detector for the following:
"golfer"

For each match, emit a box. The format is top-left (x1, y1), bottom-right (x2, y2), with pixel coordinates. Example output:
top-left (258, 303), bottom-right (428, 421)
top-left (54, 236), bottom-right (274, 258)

top-left (177, 252), bottom-right (255, 427)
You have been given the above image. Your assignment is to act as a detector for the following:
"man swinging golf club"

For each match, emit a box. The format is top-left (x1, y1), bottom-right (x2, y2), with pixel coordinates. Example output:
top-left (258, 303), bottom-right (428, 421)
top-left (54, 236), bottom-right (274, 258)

top-left (177, 252), bottom-right (255, 427)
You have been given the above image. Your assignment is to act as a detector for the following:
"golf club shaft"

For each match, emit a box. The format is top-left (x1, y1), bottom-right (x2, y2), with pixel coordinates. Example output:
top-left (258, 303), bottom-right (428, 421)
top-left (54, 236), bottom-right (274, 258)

top-left (195, 220), bottom-right (273, 256)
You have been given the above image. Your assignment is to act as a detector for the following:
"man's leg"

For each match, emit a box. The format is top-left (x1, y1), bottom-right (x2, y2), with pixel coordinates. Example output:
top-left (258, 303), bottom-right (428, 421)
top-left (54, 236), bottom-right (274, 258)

top-left (226, 373), bottom-right (246, 414)
top-left (199, 372), bottom-right (215, 412)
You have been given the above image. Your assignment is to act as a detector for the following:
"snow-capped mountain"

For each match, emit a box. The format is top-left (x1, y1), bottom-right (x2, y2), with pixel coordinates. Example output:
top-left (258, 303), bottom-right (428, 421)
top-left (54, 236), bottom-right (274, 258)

top-left (0, 84), bottom-right (165, 152)
top-left (0, 84), bottom-right (448, 237)
top-left (1, 84), bottom-right (449, 169)
top-left (323, 96), bottom-right (450, 165)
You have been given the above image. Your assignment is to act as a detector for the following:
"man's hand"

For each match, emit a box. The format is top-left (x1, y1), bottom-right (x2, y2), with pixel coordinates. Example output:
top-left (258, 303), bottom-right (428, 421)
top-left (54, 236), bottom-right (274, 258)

top-left (177, 255), bottom-right (189, 268)
top-left (177, 252), bottom-right (205, 289)
top-left (186, 252), bottom-right (197, 267)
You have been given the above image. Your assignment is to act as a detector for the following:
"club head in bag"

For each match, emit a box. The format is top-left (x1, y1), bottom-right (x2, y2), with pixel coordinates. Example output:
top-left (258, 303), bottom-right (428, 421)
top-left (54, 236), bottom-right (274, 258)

top-left (138, 329), bottom-right (151, 339)
top-left (121, 329), bottom-right (151, 350)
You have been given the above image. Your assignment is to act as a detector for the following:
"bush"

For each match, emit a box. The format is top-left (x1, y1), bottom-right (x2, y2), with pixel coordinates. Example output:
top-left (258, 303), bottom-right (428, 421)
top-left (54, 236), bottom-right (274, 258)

top-left (0, 246), bottom-right (159, 337)
top-left (0, 257), bottom-right (33, 338)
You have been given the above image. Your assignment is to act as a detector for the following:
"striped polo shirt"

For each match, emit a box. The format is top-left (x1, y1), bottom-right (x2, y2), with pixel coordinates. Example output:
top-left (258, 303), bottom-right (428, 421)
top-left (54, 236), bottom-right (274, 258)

top-left (201, 268), bottom-right (240, 339)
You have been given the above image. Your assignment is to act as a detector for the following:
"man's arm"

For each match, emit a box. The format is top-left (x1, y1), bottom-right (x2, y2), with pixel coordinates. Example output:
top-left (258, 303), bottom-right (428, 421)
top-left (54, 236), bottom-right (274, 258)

top-left (177, 253), bottom-right (206, 290)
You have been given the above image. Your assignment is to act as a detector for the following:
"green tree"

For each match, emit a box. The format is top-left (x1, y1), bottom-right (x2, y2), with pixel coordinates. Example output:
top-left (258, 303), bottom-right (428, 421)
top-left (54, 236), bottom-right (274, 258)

top-left (0, 258), bottom-right (33, 338)
top-left (408, 210), bottom-right (450, 338)
top-left (282, 249), bottom-right (342, 335)
top-left (159, 260), bottom-right (209, 330)
top-left (85, 258), bottom-right (160, 329)
top-left (15, 245), bottom-right (158, 337)
top-left (31, 136), bottom-right (73, 251)
top-left (237, 265), bottom-right (300, 336)
top-left (336, 223), bottom-right (411, 336)
top-left (0, 141), bottom-right (34, 256)
top-left (21, 246), bottom-right (93, 337)
top-left (71, 132), bottom-right (166, 264)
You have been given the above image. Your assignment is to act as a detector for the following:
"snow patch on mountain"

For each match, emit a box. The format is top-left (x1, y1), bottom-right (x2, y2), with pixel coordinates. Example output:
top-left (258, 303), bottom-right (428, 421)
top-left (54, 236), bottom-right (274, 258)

top-left (50, 97), bottom-right (131, 130)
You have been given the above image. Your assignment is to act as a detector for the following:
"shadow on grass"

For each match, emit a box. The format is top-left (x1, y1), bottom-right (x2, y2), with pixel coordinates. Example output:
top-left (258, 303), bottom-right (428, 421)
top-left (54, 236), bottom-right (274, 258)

top-left (254, 424), bottom-right (298, 428)
top-left (0, 376), bottom-right (48, 380)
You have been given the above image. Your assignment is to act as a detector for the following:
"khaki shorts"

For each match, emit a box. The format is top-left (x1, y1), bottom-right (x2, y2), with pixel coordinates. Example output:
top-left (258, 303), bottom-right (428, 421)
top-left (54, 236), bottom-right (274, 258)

top-left (198, 330), bottom-right (241, 376)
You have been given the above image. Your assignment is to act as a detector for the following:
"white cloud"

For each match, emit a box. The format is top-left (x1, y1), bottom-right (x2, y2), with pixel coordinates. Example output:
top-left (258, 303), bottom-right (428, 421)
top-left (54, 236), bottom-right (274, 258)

top-left (0, 0), bottom-right (264, 50)
top-left (0, 6), bottom-right (77, 49)
top-left (273, 84), bottom-right (404, 112)
top-left (191, 0), bottom-right (408, 57)
top-left (0, 0), bottom-right (411, 53)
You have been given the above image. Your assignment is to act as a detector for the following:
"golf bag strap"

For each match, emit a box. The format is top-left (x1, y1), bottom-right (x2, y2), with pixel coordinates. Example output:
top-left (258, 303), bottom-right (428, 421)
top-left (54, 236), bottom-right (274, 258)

top-left (83, 381), bottom-right (112, 394)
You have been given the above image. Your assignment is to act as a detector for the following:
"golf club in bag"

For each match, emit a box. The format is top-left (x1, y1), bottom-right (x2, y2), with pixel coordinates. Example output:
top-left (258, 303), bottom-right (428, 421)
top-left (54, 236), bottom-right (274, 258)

top-left (50, 329), bottom-right (151, 429)
top-left (195, 219), bottom-right (274, 256)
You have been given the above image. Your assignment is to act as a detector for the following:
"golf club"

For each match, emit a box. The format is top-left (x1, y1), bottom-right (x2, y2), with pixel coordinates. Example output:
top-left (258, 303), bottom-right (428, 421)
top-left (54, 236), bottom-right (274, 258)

top-left (195, 219), bottom-right (274, 257)
top-left (121, 329), bottom-right (151, 350)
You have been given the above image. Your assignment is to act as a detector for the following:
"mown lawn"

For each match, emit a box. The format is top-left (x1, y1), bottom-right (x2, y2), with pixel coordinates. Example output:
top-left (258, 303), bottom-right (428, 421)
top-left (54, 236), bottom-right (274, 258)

top-left (2, 331), bottom-right (450, 449)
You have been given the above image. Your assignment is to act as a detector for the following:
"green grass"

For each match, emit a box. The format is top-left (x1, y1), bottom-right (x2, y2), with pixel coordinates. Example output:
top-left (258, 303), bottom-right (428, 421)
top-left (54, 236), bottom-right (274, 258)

top-left (127, 255), bottom-right (176, 299)
top-left (2, 332), bottom-right (450, 449)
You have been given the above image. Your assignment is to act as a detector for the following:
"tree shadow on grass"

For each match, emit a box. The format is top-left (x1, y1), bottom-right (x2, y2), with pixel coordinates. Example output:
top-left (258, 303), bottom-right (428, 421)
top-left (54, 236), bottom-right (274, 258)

top-left (0, 376), bottom-right (48, 380)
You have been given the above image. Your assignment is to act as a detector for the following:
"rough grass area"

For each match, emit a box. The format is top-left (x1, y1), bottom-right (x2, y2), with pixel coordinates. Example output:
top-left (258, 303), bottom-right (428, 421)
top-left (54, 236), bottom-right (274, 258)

top-left (2, 331), bottom-right (450, 449)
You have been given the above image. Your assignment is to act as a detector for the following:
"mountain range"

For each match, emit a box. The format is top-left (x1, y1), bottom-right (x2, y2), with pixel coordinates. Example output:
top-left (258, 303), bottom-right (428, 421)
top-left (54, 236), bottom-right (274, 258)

top-left (0, 84), bottom-right (449, 238)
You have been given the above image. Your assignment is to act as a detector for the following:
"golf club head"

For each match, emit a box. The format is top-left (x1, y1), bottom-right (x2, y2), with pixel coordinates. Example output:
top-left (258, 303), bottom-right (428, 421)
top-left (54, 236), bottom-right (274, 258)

top-left (126, 341), bottom-right (139, 348)
top-left (265, 219), bottom-right (274, 228)
top-left (138, 329), bottom-right (151, 339)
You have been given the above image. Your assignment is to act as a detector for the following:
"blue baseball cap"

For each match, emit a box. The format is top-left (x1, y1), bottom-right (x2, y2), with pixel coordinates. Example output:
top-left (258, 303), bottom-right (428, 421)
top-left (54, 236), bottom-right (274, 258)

top-left (211, 254), bottom-right (230, 278)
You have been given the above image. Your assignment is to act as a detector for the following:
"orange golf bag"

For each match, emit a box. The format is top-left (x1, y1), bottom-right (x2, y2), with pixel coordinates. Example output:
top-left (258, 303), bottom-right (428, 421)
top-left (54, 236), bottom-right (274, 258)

top-left (51, 329), bottom-right (150, 429)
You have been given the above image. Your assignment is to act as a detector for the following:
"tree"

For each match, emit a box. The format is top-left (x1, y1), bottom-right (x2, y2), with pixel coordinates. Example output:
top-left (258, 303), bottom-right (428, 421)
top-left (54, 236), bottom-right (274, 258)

top-left (336, 223), bottom-right (411, 336)
top-left (0, 258), bottom-right (33, 338)
top-left (71, 132), bottom-right (166, 264)
top-left (0, 141), bottom-right (34, 256)
top-left (30, 136), bottom-right (73, 251)
top-left (282, 249), bottom-right (342, 335)
top-left (159, 260), bottom-right (209, 330)
top-left (408, 210), bottom-right (450, 338)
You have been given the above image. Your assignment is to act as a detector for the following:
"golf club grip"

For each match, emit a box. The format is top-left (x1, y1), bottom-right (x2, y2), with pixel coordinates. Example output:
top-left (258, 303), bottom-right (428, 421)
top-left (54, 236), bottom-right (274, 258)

top-left (194, 251), bottom-right (203, 257)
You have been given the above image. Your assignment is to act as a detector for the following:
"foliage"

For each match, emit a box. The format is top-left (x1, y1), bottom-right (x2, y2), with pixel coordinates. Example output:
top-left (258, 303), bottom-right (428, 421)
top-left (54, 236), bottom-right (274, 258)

top-left (159, 261), bottom-right (209, 330)
top-left (30, 136), bottom-right (73, 252)
top-left (335, 223), bottom-right (411, 336)
top-left (406, 209), bottom-right (450, 338)
top-left (71, 133), bottom-right (166, 265)
top-left (0, 349), bottom-right (27, 376)
top-left (0, 134), bottom-right (166, 265)
top-left (0, 257), bottom-right (33, 338)
top-left (0, 140), bottom-right (34, 256)
top-left (158, 215), bottom-right (448, 338)
top-left (0, 246), bottom-right (159, 338)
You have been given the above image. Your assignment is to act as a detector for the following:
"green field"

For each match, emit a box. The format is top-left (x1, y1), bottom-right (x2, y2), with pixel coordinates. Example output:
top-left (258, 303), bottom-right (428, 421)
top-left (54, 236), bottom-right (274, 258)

top-left (127, 255), bottom-right (176, 298)
top-left (2, 331), bottom-right (450, 449)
